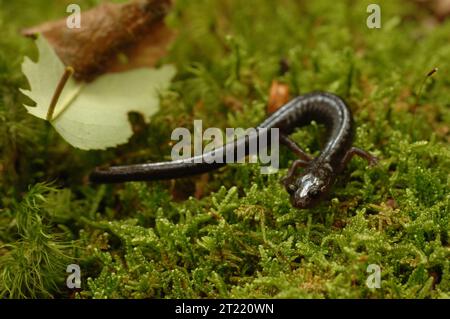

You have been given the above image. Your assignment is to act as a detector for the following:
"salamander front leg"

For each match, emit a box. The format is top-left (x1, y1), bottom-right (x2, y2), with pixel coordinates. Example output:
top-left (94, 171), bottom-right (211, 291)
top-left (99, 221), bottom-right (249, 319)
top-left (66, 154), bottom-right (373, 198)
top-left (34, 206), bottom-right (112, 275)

top-left (281, 159), bottom-right (309, 187)
top-left (340, 147), bottom-right (378, 170)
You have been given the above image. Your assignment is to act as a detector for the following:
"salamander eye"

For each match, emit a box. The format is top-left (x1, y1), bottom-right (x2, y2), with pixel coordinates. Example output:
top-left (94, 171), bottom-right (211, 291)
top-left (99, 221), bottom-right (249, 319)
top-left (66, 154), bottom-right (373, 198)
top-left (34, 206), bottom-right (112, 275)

top-left (287, 184), bottom-right (296, 195)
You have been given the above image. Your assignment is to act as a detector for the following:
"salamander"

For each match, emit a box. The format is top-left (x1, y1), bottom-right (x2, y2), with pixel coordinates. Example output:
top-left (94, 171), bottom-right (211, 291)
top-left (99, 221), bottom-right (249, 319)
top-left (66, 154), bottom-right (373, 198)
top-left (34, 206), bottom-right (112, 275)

top-left (90, 92), bottom-right (377, 209)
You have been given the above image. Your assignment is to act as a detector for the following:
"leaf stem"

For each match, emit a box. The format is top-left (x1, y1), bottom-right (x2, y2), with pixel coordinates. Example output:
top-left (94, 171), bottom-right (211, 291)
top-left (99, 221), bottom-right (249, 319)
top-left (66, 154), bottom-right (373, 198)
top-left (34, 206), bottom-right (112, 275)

top-left (46, 66), bottom-right (74, 121)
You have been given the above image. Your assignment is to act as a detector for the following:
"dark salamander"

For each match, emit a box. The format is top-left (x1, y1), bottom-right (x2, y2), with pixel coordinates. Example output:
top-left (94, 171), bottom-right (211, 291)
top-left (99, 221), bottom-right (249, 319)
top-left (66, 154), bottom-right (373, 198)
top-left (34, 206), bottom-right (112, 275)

top-left (90, 92), bottom-right (377, 209)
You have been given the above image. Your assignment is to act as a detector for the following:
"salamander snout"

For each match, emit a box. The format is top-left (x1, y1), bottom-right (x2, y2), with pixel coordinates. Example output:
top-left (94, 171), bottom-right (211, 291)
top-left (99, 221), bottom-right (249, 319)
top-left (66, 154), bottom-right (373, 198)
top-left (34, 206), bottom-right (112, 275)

top-left (289, 171), bottom-right (333, 209)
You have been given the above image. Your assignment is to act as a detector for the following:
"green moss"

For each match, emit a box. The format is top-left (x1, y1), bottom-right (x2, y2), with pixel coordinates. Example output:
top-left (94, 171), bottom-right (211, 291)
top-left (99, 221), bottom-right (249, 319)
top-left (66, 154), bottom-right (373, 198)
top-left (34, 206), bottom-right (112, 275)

top-left (0, 0), bottom-right (449, 298)
top-left (0, 183), bottom-right (74, 298)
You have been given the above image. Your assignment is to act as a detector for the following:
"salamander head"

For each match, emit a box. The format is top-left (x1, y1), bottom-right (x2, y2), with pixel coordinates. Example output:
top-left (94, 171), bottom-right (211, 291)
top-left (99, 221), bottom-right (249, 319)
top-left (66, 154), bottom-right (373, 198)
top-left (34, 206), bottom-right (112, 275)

top-left (285, 165), bottom-right (335, 209)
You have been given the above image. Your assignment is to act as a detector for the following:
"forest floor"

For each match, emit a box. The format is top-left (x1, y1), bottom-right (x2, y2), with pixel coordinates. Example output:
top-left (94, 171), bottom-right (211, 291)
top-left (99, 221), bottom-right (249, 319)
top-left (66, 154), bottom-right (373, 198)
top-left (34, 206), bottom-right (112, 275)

top-left (0, 0), bottom-right (449, 298)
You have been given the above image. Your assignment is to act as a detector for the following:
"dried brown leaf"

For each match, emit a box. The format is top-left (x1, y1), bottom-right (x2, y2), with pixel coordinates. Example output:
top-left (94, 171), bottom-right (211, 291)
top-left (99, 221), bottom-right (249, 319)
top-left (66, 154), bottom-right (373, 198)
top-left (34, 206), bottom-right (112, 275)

top-left (22, 0), bottom-right (174, 81)
top-left (267, 80), bottom-right (290, 114)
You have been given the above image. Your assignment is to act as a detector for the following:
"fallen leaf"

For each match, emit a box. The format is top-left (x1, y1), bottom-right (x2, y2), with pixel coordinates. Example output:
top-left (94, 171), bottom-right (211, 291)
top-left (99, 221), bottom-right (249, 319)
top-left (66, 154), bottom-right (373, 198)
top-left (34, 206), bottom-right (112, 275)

top-left (267, 80), bottom-right (290, 113)
top-left (22, 0), bottom-right (174, 81)
top-left (108, 20), bottom-right (175, 73)
top-left (20, 35), bottom-right (176, 150)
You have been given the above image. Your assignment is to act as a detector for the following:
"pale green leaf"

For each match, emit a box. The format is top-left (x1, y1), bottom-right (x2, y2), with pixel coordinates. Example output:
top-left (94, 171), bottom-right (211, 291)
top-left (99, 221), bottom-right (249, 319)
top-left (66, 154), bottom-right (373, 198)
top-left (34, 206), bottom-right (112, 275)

top-left (20, 35), bottom-right (176, 150)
